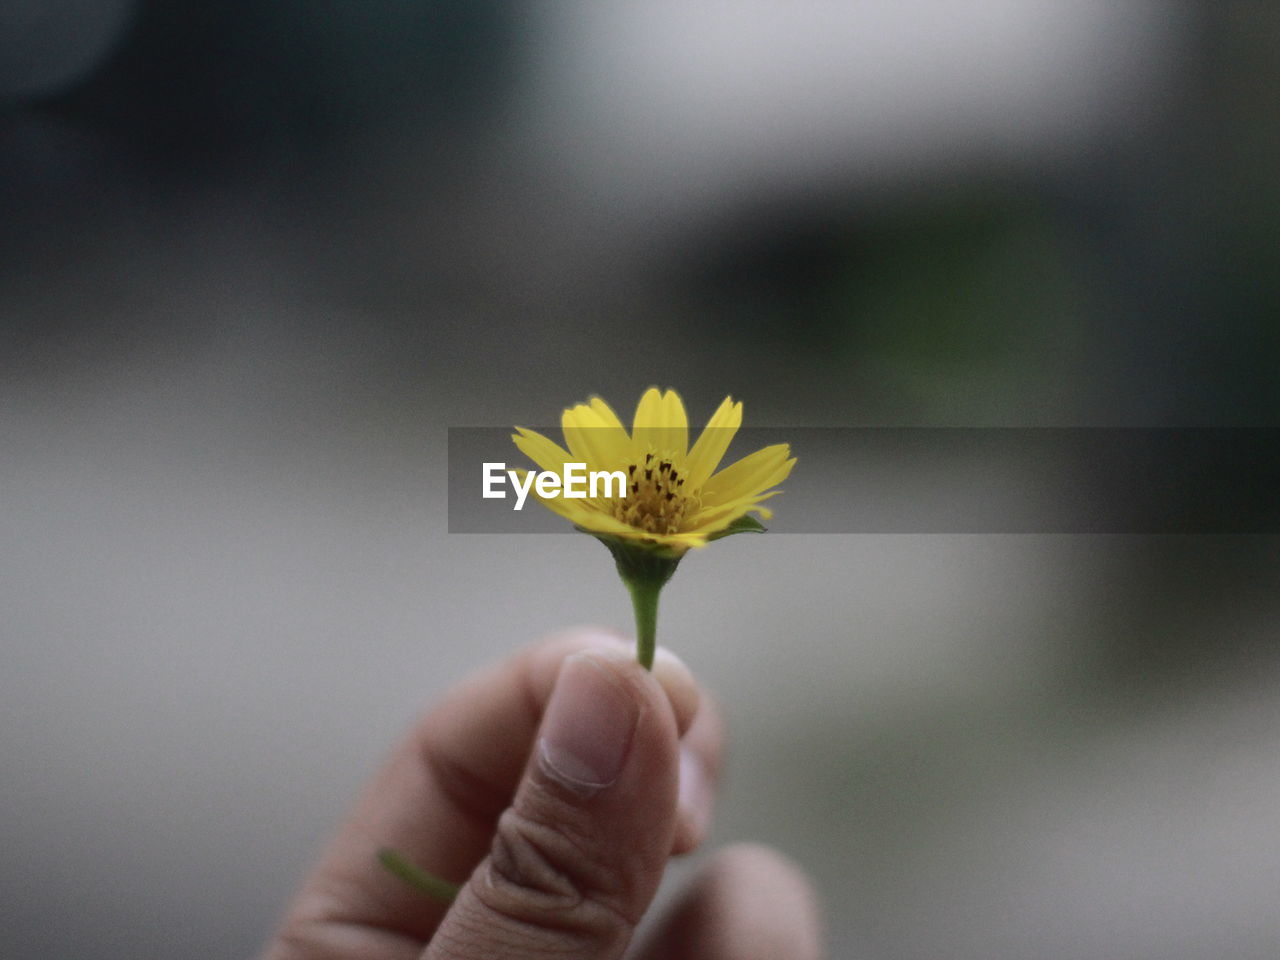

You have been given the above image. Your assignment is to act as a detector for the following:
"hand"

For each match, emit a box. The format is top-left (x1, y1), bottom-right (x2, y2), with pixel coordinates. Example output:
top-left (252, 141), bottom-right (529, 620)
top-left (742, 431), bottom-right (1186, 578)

top-left (262, 628), bottom-right (823, 960)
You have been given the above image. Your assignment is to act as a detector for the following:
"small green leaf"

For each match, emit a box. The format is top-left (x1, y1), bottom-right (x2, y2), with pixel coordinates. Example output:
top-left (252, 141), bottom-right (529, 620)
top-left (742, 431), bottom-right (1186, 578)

top-left (707, 514), bottom-right (768, 541)
top-left (377, 848), bottom-right (460, 903)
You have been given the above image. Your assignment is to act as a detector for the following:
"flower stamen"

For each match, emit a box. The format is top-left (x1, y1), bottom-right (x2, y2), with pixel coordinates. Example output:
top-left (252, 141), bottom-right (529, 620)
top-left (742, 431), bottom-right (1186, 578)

top-left (613, 448), bottom-right (699, 535)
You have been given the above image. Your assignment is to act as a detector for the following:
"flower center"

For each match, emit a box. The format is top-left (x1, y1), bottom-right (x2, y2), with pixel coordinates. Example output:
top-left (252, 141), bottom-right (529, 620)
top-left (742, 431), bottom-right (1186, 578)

top-left (612, 451), bottom-right (698, 535)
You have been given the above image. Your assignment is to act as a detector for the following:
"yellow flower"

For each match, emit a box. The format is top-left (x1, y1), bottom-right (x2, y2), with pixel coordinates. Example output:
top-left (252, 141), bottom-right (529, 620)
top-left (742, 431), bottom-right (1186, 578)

top-left (512, 387), bottom-right (794, 552)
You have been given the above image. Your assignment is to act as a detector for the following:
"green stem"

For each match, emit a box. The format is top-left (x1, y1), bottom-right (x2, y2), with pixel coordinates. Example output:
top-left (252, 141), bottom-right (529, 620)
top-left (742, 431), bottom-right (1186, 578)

top-left (377, 848), bottom-right (459, 903)
top-left (587, 532), bottom-right (683, 671)
top-left (627, 577), bottom-right (662, 670)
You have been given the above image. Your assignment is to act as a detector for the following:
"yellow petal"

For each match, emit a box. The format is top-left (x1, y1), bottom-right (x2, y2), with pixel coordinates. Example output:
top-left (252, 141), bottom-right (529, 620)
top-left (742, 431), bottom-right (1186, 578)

top-left (561, 403), bottom-right (631, 469)
top-left (542, 497), bottom-right (639, 537)
top-left (588, 396), bottom-right (626, 432)
top-left (630, 386), bottom-right (664, 455)
top-left (702, 445), bottom-right (794, 505)
top-left (632, 387), bottom-right (688, 459)
top-left (687, 490), bottom-right (782, 529)
top-left (618, 527), bottom-right (708, 550)
top-left (512, 427), bottom-right (573, 474)
top-left (568, 504), bottom-right (693, 542)
top-left (631, 387), bottom-right (663, 428)
top-left (661, 390), bottom-right (689, 457)
top-left (510, 469), bottom-right (625, 529)
top-left (656, 531), bottom-right (711, 549)
top-left (684, 396), bottom-right (742, 491)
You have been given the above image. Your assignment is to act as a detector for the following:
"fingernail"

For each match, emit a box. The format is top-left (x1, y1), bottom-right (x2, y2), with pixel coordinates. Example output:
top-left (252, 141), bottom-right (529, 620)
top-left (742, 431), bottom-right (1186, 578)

top-left (677, 746), bottom-right (711, 836)
top-left (539, 653), bottom-right (639, 794)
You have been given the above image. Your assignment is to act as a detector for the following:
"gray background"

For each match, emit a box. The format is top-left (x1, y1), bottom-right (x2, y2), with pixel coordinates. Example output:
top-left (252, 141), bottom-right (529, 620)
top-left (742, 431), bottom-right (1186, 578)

top-left (4, 2), bottom-right (1280, 958)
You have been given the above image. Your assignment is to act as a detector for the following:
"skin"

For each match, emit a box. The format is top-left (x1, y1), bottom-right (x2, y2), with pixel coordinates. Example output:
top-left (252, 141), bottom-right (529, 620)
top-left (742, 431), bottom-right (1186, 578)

top-left (262, 628), bottom-right (824, 960)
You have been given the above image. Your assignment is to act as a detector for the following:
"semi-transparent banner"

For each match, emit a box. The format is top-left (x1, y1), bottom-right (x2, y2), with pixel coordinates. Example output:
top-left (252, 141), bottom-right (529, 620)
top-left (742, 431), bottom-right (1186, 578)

top-left (447, 428), bottom-right (1280, 534)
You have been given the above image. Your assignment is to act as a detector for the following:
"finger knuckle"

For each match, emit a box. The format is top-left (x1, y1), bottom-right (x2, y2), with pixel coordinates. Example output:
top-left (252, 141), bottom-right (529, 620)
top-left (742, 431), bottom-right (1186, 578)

top-left (477, 797), bottom-right (637, 943)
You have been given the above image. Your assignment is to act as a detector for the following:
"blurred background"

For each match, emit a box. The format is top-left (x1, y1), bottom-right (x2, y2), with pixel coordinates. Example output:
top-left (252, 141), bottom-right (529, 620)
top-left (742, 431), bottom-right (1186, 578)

top-left (3, 2), bottom-right (1279, 957)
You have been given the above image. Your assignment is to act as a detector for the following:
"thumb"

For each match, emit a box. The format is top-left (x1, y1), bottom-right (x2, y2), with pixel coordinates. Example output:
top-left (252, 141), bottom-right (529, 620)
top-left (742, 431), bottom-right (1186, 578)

top-left (424, 647), bottom-right (681, 960)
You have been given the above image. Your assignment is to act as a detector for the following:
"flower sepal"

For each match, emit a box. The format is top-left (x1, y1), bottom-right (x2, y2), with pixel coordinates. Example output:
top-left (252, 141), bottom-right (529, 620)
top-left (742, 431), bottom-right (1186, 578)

top-left (583, 529), bottom-right (684, 591)
top-left (705, 514), bottom-right (768, 542)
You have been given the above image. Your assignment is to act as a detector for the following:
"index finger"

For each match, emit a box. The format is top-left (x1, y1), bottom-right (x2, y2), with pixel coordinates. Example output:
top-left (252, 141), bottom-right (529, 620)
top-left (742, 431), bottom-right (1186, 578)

top-left (263, 627), bottom-right (700, 959)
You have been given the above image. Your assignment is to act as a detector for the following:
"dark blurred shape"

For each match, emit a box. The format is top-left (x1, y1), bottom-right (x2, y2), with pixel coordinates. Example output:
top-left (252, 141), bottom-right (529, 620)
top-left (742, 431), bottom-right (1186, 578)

top-left (50, 0), bottom-right (523, 169)
top-left (0, 0), bottom-right (136, 102)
